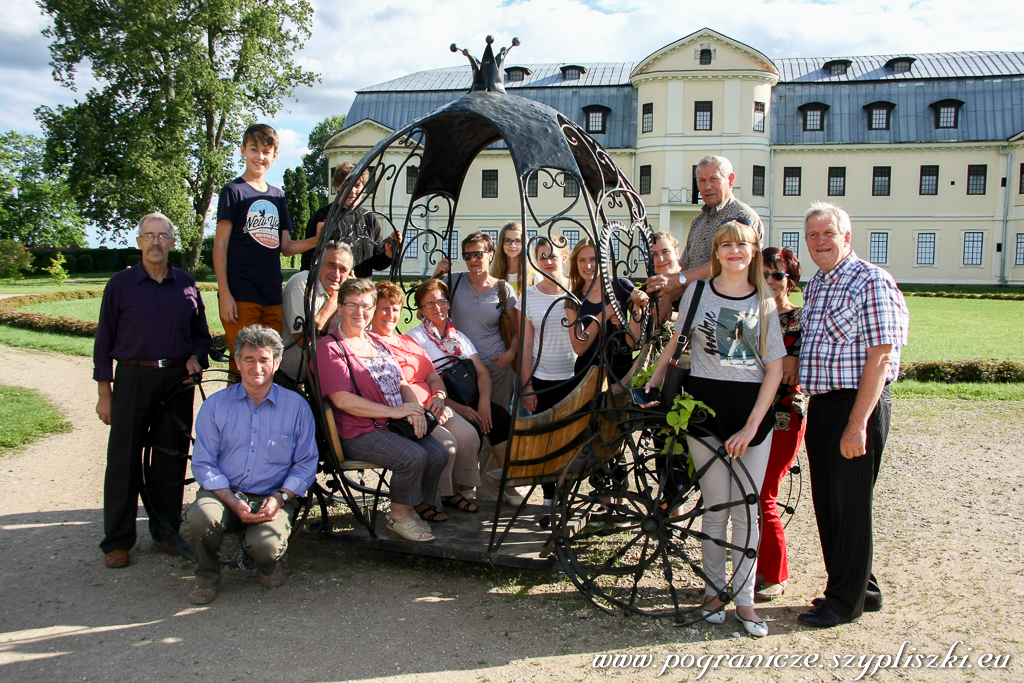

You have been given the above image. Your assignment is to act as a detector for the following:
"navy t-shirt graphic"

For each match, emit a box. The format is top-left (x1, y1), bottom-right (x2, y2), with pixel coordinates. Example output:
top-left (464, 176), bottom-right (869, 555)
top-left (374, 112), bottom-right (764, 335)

top-left (217, 177), bottom-right (293, 306)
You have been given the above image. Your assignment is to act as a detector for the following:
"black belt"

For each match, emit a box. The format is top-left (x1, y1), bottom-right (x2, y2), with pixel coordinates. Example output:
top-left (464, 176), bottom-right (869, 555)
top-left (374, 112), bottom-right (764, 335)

top-left (118, 357), bottom-right (188, 368)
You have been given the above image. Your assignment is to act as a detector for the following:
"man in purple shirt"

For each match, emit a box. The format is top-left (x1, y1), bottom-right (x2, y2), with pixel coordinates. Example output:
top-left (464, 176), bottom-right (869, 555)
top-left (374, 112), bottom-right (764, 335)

top-left (184, 325), bottom-right (317, 605)
top-left (94, 212), bottom-right (211, 570)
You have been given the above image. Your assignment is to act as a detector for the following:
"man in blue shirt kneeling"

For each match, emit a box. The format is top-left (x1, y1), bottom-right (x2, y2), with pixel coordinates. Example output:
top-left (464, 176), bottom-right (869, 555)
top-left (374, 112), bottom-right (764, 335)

top-left (185, 325), bottom-right (318, 605)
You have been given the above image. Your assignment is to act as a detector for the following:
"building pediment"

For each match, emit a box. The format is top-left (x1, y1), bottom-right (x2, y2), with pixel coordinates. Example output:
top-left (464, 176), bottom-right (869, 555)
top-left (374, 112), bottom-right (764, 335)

top-left (325, 119), bottom-right (394, 150)
top-left (631, 27), bottom-right (779, 83)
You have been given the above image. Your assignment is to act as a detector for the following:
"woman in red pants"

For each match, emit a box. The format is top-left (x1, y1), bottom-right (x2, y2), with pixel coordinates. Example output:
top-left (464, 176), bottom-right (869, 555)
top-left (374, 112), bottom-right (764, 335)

top-left (756, 247), bottom-right (808, 601)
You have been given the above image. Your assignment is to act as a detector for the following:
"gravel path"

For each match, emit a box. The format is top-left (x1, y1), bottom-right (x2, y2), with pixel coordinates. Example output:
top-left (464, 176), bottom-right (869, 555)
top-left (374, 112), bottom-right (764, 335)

top-left (0, 345), bottom-right (1021, 682)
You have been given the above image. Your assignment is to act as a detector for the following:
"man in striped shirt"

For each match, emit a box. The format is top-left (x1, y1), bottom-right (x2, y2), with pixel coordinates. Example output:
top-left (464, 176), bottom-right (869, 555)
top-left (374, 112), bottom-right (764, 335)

top-left (797, 202), bottom-right (909, 629)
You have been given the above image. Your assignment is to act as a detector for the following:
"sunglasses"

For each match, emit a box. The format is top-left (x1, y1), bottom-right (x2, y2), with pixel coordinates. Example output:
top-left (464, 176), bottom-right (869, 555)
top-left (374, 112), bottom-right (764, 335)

top-left (462, 250), bottom-right (490, 261)
top-left (763, 271), bottom-right (789, 282)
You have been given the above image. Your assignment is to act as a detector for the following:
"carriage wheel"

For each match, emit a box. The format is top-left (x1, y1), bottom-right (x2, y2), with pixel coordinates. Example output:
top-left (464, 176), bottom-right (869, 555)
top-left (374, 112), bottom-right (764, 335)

top-left (780, 455), bottom-right (803, 529)
top-left (141, 370), bottom-right (314, 562)
top-left (551, 414), bottom-right (759, 625)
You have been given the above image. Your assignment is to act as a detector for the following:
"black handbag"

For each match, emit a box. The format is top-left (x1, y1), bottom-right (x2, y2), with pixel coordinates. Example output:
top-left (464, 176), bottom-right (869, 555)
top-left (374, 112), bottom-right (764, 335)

top-left (658, 279), bottom-right (705, 411)
top-left (333, 334), bottom-right (437, 441)
top-left (441, 355), bottom-right (480, 407)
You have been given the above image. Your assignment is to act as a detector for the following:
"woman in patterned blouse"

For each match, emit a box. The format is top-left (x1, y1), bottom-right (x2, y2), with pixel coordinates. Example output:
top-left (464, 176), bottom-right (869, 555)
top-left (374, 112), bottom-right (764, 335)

top-left (756, 247), bottom-right (808, 600)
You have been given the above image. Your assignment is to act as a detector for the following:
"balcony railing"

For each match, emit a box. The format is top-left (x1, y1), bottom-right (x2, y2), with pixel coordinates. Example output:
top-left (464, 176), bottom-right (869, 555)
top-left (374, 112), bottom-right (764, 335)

top-left (662, 187), bottom-right (702, 205)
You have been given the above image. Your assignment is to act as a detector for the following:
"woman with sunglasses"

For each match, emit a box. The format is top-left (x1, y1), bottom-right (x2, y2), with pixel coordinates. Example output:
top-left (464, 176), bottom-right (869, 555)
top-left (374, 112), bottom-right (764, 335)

top-left (317, 278), bottom-right (448, 543)
top-left (646, 221), bottom-right (785, 637)
top-left (370, 280), bottom-right (481, 515)
top-left (754, 247), bottom-right (807, 602)
top-left (432, 232), bottom-right (520, 409)
top-left (407, 279), bottom-right (522, 507)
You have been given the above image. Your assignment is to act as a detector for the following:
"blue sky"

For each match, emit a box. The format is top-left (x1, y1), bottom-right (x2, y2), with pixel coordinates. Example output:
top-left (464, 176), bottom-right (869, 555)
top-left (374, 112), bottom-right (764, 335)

top-left (2, 0), bottom-right (1022, 245)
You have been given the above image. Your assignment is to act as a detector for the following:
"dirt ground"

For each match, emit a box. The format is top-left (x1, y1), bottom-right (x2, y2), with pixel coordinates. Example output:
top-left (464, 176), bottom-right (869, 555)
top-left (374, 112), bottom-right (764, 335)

top-left (0, 345), bottom-right (1021, 682)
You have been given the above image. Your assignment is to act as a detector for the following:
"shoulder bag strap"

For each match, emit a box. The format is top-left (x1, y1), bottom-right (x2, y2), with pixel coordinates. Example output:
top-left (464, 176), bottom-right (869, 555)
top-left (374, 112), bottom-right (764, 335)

top-left (331, 332), bottom-right (384, 428)
top-left (670, 279), bottom-right (705, 362)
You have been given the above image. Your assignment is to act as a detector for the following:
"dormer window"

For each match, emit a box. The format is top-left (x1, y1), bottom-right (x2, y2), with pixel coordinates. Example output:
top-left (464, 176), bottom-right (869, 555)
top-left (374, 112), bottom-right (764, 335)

top-left (582, 104), bottom-right (610, 134)
top-left (823, 59), bottom-right (852, 76)
top-left (864, 101), bottom-right (896, 131)
top-left (504, 66), bottom-right (531, 83)
top-left (930, 99), bottom-right (964, 129)
top-left (886, 57), bottom-right (915, 74)
top-left (560, 65), bottom-right (587, 81)
top-left (798, 102), bottom-right (830, 132)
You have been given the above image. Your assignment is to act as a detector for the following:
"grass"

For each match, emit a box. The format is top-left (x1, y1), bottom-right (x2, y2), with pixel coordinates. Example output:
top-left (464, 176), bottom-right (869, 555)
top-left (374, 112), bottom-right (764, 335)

top-left (891, 380), bottom-right (1024, 401)
top-left (0, 325), bottom-right (95, 356)
top-left (19, 291), bottom-right (225, 333)
top-left (0, 384), bottom-right (72, 453)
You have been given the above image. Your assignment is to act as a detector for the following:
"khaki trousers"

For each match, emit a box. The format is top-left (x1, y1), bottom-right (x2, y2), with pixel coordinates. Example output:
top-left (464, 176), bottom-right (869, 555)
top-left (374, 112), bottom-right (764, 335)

top-left (184, 489), bottom-right (296, 588)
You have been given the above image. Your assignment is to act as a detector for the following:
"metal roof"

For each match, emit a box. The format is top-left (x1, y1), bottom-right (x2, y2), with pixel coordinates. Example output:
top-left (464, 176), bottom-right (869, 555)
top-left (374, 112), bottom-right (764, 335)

top-left (772, 77), bottom-right (1024, 144)
top-left (357, 62), bottom-right (637, 92)
top-left (776, 51), bottom-right (1024, 83)
top-left (346, 83), bottom-right (638, 149)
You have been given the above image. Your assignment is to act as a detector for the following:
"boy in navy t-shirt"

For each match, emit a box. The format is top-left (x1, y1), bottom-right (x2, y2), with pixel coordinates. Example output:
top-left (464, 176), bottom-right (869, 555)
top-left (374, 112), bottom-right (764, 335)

top-left (213, 123), bottom-right (319, 367)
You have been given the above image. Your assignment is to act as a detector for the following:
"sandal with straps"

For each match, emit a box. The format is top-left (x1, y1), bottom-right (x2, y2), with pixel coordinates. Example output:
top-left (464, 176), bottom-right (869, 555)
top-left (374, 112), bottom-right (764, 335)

top-left (387, 515), bottom-right (435, 543)
top-left (441, 494), bottom-right (479, 513)
top-left (414, 504), bottom-right (448, 523)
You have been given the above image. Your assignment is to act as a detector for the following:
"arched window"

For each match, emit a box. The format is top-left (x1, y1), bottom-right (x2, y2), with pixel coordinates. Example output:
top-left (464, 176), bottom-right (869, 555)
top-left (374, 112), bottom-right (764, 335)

top-left (798, 102), bottom-right (830, 132)
top-left (504, 66), bottom-right (531, 83)
top-left (560, 64), bottom-right (587, 81)
top-left (929, 99), bottom-right (965, 129)
top-left (864, 101), bottom-right (896, 131)
top-left (582, 104), bottom-right (611, 134)
top-left (885, 57), bottom-right (916, 74)
top-left (822, 59), bottom-right (852, 76)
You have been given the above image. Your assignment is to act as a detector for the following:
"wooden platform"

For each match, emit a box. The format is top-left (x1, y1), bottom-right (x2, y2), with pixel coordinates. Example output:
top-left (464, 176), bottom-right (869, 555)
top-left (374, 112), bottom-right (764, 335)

top-left (313, 500), bottom-right (558, 571)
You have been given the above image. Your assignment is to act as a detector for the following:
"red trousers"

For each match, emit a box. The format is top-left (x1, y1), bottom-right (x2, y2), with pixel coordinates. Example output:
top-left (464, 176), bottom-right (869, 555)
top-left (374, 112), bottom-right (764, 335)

top-left (758, 411), bottom-right (806, 584)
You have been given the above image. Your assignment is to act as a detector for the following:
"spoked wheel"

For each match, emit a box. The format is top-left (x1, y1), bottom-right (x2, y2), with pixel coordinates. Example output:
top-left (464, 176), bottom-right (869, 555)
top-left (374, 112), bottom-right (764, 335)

top-left (779, 455), bottom-right (803, 529)
top-left (141, 370), bottom-right (314, 561)
top-left (551, 413), bottom-right (760, 625)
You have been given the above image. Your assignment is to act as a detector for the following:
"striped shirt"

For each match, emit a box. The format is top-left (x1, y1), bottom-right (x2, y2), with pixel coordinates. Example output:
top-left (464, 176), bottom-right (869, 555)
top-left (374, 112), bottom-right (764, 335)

top-left (799, 252), bottom-right (909, 395)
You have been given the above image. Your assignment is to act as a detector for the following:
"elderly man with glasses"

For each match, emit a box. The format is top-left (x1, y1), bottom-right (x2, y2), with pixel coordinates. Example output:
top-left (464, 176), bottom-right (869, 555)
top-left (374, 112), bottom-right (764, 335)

top-left (94, 212), bottom-right (211, 569)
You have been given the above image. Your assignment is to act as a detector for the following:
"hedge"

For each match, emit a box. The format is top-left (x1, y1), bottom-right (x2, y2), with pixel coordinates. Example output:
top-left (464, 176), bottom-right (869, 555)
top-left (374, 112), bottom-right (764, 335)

top-left (904, 291), bottom-right (1024, 301)
top-left (0, 290), bottom-right (223, 347)
top-left (27, 248), bottom-right (214, 274)
top-left (899, 359), bottom-right (1024, 383)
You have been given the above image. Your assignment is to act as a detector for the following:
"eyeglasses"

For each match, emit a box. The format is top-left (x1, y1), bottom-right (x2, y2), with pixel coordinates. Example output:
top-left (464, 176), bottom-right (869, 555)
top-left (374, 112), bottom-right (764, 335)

top-left (763, 271), bottom-right (789, 282)
top-left (503, 238), bottom-right (522, 246)
top-left (139, 233), bottom-right (174, 243)
top-left (341, 303), bottom-right (375, 313)
top-left (462, 250), bottom-right (490, 261)
top-left (419, 299), bottom-right (449, 310)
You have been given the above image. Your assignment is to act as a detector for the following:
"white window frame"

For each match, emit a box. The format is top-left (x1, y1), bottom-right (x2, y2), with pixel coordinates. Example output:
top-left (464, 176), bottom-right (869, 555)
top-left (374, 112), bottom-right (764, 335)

top-left (563, 229), bottom-right (581, 251)
top-left (868, 231), bottom-right (891, 266)
top-left (913, 230), bottom-right (939, 268)
top-left (1016, 233), bottom-right (1024, 267)
top-left (781, 231), bottom-right (801, 257)
top-left (961, 231), bottom-right (984, 268)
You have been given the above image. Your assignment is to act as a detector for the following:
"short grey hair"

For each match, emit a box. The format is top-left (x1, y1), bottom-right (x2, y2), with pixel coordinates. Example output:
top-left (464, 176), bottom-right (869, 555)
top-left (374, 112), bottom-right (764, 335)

top-left (804, 201), bottom-right (853, 235)
top-left (137, 212), bottom-right (174, 236)
top-left (326, 241), bottom-right (353, 264)
top-left (233, 325), bottom-right (284, 360)
top-left (695, 155), bottom-right (734, 179)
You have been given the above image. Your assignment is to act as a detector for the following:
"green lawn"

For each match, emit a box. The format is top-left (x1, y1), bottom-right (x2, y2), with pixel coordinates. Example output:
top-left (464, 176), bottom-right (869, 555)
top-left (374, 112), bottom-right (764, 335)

top-left (0, 326), bottom-right (95, 356)
top-left (20, 291), bottom-right (225, 333)
top-left (0, 385), bottom-right (72, 453)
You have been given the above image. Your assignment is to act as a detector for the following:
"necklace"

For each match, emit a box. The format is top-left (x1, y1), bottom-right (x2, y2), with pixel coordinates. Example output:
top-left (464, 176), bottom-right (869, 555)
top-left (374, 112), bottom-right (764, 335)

top-left (339, 328), bottom-right (370, 353)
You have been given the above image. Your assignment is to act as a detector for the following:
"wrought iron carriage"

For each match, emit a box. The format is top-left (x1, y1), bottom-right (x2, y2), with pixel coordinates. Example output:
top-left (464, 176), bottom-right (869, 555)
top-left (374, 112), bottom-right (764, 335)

top-left (144, 37), bottom-right (800, 625)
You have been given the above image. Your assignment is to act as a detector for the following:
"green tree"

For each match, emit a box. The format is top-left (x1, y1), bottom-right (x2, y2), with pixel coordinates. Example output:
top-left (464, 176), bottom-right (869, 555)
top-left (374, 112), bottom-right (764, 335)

top-left (0, 239), bottom-right (35, 279)
top-left (45, 253), bottom-right (69, 286)
top-left (283, 166), bottom-right (310, 240)
top-left (36, 0), bottom-right (319, 272)
top-left (302, 114), bottom-right (346, 203)
top-left (0, 132), bottom-right (85, 247)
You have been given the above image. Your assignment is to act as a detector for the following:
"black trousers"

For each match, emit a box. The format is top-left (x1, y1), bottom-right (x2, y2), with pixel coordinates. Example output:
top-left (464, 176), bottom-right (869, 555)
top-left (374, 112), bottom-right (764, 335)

top-left (804, 386), bottom-right (890, 619)
top-left (100, 363), bottom-right (194, 554)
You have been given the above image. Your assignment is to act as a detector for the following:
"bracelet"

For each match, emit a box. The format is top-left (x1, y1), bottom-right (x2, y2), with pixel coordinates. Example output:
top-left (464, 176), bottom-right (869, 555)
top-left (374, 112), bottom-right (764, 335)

top-left (432, 390), bottom-right (447, 398)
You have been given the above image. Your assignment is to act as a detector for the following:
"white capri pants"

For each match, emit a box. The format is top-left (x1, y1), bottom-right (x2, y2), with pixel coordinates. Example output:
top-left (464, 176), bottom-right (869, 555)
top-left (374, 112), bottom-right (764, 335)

top-left (687, 432), bottom-right (772, 608)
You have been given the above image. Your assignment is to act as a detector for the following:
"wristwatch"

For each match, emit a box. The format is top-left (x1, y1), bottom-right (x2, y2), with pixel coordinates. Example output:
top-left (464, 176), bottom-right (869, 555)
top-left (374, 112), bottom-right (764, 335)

top-left (278, 490), bottom-right (290, 503)
top-left (678, 273), bottom-right (687, 287)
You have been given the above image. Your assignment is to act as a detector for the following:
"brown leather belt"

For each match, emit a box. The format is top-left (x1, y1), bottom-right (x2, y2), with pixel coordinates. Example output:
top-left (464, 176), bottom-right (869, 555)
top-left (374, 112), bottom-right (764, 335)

top-left (118, 357), bottom-right (188, 368)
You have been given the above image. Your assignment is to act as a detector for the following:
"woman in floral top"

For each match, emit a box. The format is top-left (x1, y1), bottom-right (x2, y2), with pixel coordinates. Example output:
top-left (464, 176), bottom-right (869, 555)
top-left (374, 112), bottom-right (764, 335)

top-left (756, 247), bottom-right (808, 601)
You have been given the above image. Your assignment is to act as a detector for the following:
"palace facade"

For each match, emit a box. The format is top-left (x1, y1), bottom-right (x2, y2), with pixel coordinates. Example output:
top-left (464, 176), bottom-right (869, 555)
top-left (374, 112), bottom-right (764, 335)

top-left (325, 28), bottom-right (1024, 285)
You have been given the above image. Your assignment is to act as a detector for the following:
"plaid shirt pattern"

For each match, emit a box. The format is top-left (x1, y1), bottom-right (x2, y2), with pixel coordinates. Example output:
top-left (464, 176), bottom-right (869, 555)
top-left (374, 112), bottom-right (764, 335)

top-left (679, 195), bottom-right (764, 271)
top-left (799, 252), bottom-right (909, 395)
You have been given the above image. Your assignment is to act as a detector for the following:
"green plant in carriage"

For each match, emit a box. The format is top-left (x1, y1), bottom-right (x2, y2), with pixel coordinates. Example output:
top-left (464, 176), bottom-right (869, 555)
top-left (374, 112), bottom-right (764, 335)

top-left (631, 365), bottom-right (715, 477)
top-left (44, 253), bottom-right (69, 286)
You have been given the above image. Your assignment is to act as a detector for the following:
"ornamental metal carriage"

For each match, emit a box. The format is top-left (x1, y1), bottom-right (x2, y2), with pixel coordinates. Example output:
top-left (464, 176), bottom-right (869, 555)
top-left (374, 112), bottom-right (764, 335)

top-left (142, 37), bottom-right (799, 625)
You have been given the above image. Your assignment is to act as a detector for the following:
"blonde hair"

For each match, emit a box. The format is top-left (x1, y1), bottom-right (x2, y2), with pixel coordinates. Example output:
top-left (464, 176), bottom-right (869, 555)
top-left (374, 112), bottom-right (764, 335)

top-left (490, 221), bottom-right (535, 285)
top-left (710, 221), bottom-right (775, 355)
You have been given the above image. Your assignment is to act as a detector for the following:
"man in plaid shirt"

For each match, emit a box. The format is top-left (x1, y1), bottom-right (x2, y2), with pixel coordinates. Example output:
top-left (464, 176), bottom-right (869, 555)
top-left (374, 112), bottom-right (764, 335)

top-left (796, 202), bottom-right (909, 629)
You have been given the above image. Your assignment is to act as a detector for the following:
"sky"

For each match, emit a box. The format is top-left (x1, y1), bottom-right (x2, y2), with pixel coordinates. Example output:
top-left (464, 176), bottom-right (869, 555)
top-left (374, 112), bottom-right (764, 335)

top-left (2, 0), bottom-right (1023, 246)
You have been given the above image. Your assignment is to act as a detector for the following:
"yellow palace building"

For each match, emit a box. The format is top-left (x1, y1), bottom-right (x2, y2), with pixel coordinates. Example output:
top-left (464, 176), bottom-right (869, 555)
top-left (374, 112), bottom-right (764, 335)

top-left (325, 28), bottom-right (1024, 285)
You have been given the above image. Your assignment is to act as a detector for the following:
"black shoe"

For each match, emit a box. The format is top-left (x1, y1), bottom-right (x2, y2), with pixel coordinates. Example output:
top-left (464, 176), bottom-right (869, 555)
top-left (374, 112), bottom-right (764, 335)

top-left (811, 594), bottom-right (883, 612)
top-left (797, 606), bottom-right (858, 628)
